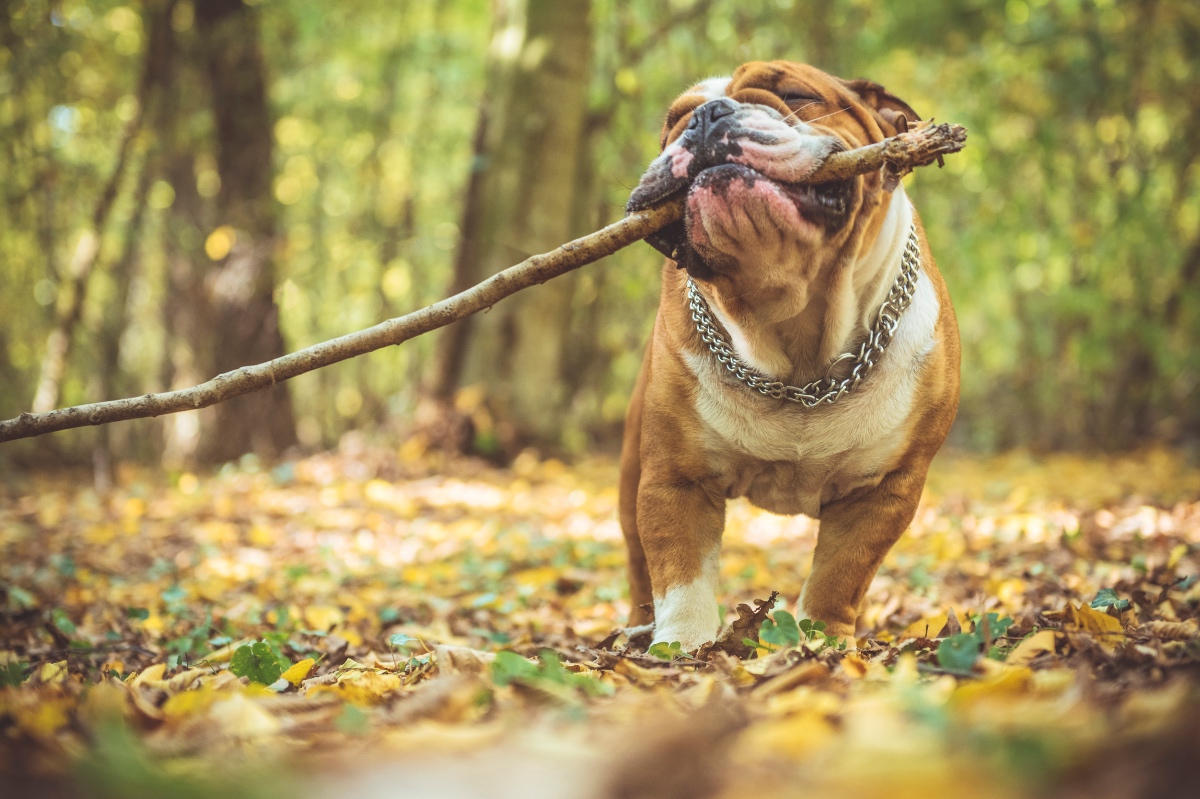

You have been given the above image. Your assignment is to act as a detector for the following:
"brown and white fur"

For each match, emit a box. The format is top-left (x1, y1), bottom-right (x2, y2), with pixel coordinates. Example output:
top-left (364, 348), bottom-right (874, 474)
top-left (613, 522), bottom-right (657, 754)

top-left (619, 61), bottom-right (960, 650)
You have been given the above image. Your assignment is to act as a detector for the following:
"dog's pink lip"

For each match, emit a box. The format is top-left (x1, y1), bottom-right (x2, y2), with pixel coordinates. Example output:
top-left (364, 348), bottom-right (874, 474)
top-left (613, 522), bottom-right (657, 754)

top-left (691, 165), bottom-right (853, 231)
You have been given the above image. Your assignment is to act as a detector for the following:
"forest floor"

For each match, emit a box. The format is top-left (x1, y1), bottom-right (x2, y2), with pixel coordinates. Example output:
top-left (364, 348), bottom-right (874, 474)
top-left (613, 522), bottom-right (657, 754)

top-left (1, 442), bottom-right (1199, 798)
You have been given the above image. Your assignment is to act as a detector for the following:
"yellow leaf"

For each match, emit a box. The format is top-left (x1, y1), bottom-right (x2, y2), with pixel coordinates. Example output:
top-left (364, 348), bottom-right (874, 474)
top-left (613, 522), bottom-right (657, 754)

top-left (201, 639), bottom-right (250, 664)
top-left (162, 687), bottom-right (220, 719)
top-left (612, 658), bottom-right (667, 686)
top-left (900, 614), bottom-right (947, 640)
top-left (38, 661), bottom-right (68, 685)
top-left (336, 670), bottom-right (403, 704)
top-left (739, 710), bottom-right (836, 758)
top-left (207, 693), bottom-right (280, 739)
top-left (840, 654), bottom-right (868, 679)
top-left (141, 667), bottom-right (206, 694)
top-left (952, 665), bottom-right (1033, 705)
top-left (281, 658), bottom-right (315, 686)
top-left (304, 605), bottom-right (345, 632)
top-left (1006, 630), bottom-right (1059, 666)
top-left (1070, 603), bottom-right (1126, 652)
top-left (16, 697), bottom-right (71, 737)
top-left (132, 663), bottom-right (166, 686)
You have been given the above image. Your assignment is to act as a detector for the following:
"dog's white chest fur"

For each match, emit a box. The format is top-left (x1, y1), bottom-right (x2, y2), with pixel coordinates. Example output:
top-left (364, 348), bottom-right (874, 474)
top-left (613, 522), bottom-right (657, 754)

top-left (683, 197), bottom-right (940, 517)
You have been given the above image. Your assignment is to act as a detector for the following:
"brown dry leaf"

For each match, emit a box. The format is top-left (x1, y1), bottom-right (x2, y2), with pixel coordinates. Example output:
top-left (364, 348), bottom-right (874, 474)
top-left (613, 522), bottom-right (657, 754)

top-left (698, 592), bottom-right (778, 661)
top-left (612, 657), bottom-right (671, 686)
top-left (936, 608), bottom-right (963, 638)
top-left (750, 661), bottom-right (831, 698)
top-left (433, 645), bottom-right (496, 675)
top-left (1139, 619), bottom-right (1199, 641)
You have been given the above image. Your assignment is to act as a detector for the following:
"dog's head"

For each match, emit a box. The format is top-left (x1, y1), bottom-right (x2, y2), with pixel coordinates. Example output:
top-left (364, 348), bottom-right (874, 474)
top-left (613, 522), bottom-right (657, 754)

top-left (628, 61), bottom-right (919, 324)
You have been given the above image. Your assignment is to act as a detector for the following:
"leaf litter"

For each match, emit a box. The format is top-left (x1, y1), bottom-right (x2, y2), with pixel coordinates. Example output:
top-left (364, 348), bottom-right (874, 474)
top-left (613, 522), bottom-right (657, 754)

top-left (1, 444), bottom-right (1199, 798)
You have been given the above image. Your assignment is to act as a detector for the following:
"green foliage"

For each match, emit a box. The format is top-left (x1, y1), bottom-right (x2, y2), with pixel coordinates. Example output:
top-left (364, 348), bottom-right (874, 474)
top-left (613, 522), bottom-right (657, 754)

top-left (5, 586), bottom-right (35, 609)
top-left (230, 641), bottom-right (290, 685)
top-left (937, 633), bottom-right (983, 674)
top-left (936, 613), bottom-right (1015, 674)
top-left (161, 586), bottom-right (188, 616)
top-left (760, 610), bottom-right (802, 648)
top-left (51, 607), bottom-right (76, 636)
top-left (0, 660), bottom-right (29, 687)
top-left (750, 612), bottom-right (839, 653)
top-left (1091, 588), bottom-right (1131, 612)
top-left (647, 641), bottom-right (684, 660)
top-left (491, 650), bottom-right (611, 699)
top-left (76, 718), bottom-right (287, 799)
top-left (165, 612), bottom-right (213, 669)
top-left (1, 0), bottom-right (1197, 454)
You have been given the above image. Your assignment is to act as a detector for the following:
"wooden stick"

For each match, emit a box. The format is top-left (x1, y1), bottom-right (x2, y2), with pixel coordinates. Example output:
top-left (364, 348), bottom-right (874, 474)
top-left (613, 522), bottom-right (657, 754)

top-left (0, 122), bottom-right (966, 444)
top-left (0, 199), bottom-right (682, 443)
top-left (811, 121), bottom-right (968, 189)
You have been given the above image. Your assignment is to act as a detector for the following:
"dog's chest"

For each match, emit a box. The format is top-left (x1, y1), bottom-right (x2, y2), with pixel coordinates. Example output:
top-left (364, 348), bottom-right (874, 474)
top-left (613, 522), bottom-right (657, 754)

top-left (683, 270), bottom-right (940, 517)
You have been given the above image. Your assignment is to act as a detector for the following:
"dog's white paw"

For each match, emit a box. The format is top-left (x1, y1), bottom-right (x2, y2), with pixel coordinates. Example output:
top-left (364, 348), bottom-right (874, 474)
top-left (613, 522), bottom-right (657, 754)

top-left (651, 554), bottom-right (721, 651)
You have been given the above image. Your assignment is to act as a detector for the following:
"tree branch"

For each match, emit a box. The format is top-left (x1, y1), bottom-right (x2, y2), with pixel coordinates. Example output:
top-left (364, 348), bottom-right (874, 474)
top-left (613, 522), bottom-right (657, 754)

top-left (0, 122), bottom-right (967, 444)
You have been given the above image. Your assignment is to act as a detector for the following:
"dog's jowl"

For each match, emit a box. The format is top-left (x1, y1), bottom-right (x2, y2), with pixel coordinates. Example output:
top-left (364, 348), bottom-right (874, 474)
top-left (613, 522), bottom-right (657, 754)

top-left (619, 61), bottom-right (960, 650)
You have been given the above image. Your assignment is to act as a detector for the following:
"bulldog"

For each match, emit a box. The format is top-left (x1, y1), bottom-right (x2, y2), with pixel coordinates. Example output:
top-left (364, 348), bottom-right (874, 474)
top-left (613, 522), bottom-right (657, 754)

top-left (619, 61), bottom-right (960, 650)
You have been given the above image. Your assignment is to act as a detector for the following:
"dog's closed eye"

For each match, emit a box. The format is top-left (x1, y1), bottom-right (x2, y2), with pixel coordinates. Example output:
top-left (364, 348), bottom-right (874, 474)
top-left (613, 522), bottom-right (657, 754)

top-left (778, 92), bottom-right (822, 105)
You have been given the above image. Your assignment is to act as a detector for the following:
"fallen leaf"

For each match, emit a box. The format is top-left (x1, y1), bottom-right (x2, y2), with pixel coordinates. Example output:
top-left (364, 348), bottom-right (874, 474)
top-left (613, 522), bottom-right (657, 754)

top-left (1068, 603), bottom-right (1126, 652)
top-left (1139, 619), bottom-right (1198, 641)
top-left (935, 608), bottom-right (963, 638)
top-left (901, 613), bottom-right (948, 640)
top-left (750, 662), bottom-right (830, 698)
top-left (1006, 630), bottom-right (1060, 666)
top-left (698, 592), bottom-right (778, 661)
top-left (840, 654), bottom-right (868, 679)
top-left (280, 657), bottom-right (316, 686)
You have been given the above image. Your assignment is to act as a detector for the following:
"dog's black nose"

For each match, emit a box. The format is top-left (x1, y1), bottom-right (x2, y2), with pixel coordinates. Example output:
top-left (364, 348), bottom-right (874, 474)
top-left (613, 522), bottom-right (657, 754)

top-left (688, 98), bottom-right (739, 137)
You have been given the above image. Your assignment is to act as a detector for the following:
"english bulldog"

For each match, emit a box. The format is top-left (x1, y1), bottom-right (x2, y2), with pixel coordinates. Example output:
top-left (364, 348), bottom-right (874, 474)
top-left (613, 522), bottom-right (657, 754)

top-left (619, 61), bottom-right (960, 650)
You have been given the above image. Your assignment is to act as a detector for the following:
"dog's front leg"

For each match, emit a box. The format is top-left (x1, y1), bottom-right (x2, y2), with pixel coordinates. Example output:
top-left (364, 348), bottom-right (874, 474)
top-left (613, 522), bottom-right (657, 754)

top-left (636, 479), bottom-right (725, 650)
top-left (800, 468), bottom-right (927, 640)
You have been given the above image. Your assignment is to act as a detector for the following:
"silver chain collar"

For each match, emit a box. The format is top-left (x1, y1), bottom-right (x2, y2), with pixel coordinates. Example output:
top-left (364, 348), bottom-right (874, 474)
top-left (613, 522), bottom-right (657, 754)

top-left (686, 224), bottom-right (921, 408)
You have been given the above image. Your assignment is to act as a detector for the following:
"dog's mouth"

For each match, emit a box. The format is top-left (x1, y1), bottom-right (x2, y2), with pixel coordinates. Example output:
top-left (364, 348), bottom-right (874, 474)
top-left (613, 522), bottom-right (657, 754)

top-left (643, 167), bottom-right (856, 267)
top-left (779, 174), bottom-right (855, 226)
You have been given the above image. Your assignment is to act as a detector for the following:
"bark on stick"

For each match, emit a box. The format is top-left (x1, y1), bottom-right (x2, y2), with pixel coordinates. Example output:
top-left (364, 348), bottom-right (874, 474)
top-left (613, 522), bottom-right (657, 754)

top-left (0, 122), bottom-right (966, 444)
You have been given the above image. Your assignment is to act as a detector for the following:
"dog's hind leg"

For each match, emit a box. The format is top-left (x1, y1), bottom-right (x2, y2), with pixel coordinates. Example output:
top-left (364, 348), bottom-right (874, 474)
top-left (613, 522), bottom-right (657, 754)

top-left (619, 354), bottom-right (654, 628)
top-left (800, 466), bottom-right (928, 641)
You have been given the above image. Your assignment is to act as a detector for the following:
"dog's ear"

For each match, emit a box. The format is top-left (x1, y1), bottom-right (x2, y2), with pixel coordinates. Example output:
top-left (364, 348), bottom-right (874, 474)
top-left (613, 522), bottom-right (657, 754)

top-left (840, 78), bottom-right (921, 136)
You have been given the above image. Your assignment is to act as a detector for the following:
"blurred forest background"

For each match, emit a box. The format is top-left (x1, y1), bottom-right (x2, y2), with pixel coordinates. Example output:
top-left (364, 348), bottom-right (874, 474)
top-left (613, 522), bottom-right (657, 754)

top-left (2, 0), bottom-right (1199, 470)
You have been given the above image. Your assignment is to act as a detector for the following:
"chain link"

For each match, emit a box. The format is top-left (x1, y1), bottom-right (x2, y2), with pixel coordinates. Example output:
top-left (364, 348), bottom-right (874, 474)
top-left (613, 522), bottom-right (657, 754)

top-left (686, 224), bottom-right (921, 408)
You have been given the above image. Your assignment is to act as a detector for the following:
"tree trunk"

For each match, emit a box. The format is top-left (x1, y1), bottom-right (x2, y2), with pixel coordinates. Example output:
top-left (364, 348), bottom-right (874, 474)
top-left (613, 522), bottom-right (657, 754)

top-left (432, 0), bottom-right (594, 452)
top-left (194, 0), bottom-right (296, 463)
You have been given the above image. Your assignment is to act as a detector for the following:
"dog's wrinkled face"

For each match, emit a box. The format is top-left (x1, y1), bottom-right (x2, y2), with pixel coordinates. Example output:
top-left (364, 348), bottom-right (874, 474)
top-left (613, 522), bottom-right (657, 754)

top-left (629, 61), bottom-right (918, 324)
